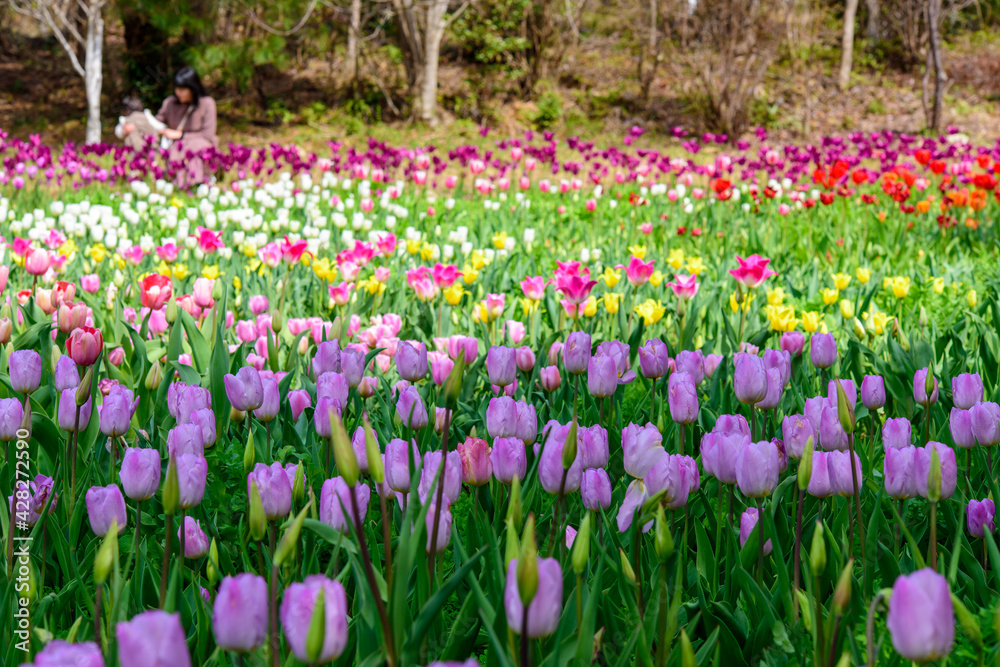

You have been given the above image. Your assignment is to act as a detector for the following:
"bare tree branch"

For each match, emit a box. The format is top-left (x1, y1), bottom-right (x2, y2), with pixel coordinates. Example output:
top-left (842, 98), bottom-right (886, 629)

top-left (247, 0), bottom-right (320, 36)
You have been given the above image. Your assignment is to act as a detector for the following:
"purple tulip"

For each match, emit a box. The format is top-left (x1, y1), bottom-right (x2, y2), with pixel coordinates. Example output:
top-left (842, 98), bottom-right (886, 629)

top-left (668, 371), bottom-right (699, 424)
top-left (8, 475), bottom-right (58, 526)
top-left (733, 353), bottom-right (767, 405)
top-left (578, 425), bottom-right (609, 469)
top-left (167, 423), bottom-right (204, 457)
top-left (763, 348), bottom-right (791, 387)
top-left (59, 388), bottom-right (93, 432)
top-left (174, 384), bottom-right (211, 423)
top-left (883, 417), bottom-right (912, 450)
top-left (185, 408), bottom-right (217, 448)
top-left (313, 396), bottom-right (341, 438)
top-left (700, 419), bottom-right (749, 485)
top-left (638, 338), bottom-right (670, 379)
top-left (540, 365), bottom-right (561, 391)
top-left (884, 445), bottom-right (917, 499)
top-left (100, 392), bottom-right (137, 438)
top-left (809, 333), bottom-right (837, 369)
top-left (949, 408), bottom-right (976, 449)
top-left (312, 340), bottom-right (342, 377)
top-left (457, 437), bottom-right (492, 485)
top-left (178, 516), bottom-right (210, 558)
top-left (504, 557), bottom-right (563, 637)
top-left (487, 396), bottom-right (518, 439)
top-left (225, 367), bottom-right (264, 412)
top-left (9, 349), bottom-right (41, 393)
top-left (914, 441), bottom-right (957, 500)
top-left (807, 451), bottom-right (834, 498)
top-left (674, 350), bottom-right (705, 385)
top-left (617, 480), bottom-right (653, 533)
top-left (253, 377), bottom-right (280, 422)
top-left (645, 453), bottom-right (691, 509)
top-left (486, 345), bottom-right (517, 387)
top-left (491, 437), bottom-right (527, 484)
top-left (116, 610), bottom-right (191, 667)
top-left (280, 576), bottom-right (349, 663)
top-left (30, 640), bottom-right (104, 667)
top-left (781, 414), bottom-right (814, 459)
top-left (623, 422), bottom-right (666, 479)
top-left (120, 447), bottom-right (162, 501)
top-left (248, 462), bottom-right (292, 520)
top-left (913, 367), bottom-right (939, 406)
top-left (396, 341), bottom-right (428, 381)
top-left (861, 375), bottom-right (886, 410)
top-left (818, 406), bottom-right (849, 451)
top-left (803, 396), bottom-right (827, 431)
top-left (780, 331), bottom-right (805, 356)
top-left (0, 398), bottom-right (23, 440)
top-left (951, 372), bottom-right (983, 410)
top-left (341, 347), bottom-right (365, 387)
top-left (581, 468), bottom-right (612, 510)
top-left (396, 385), bottom-right (428, 429)
top-left (425, 500), bottom-right (453, 554)
top-left (288, 389), bottom-right (311, 421)
top-left (418, 450), bottom-right (463, 504)
top-left (971, 402), bottom-right (1000, 447)
top-left (316, 371), bottom-right (349, 405)
top-left (587, 354), bottom-right (618, 398)
top-left (385, 438), bottom-right (420, 493)
top-left (350, 426), bottom-right (377, 473)
top-left (538, 428), bottom-right (584, 493)
top-left (756, 367), bottom-right (784, 411)
top-left (827, 378), bottom-right (856, 410)
top-left (735, 440), bottom-right (779, 498)
top-left (967, 499), bottom-right (996, 538)
top-left (86, 484), bottom-right (127, 536)
top-left (596, 340), bottom-right (636, 384)
top-left (886, 569), bottom-right (954, 662)
top-left (515, 401), bottom-right (537, 445)
top-left (563, 331), bottom-right (591, 374)
top-left (320, 477), bottom-right (370, 531)
top-left (213, 573), bottom-right (269, 653)
top-left (54, 356), bottom-right (80, 391)
top-left (739, 507), bottom-right (772, 555)
top-left (826, 450), bottom-right (863, 497)
top-left (176, 453), bottom-right (208, 509)
top-left (704, 354), bottom-right (724, 379)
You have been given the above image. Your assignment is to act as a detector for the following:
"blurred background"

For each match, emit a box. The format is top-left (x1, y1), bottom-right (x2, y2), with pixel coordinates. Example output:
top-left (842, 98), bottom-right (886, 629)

top-left (2, 0), bottom-right (999, 150)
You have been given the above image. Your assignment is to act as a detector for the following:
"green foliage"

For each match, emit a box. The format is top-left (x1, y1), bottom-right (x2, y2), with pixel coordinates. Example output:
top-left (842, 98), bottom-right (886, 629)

top-left (450, 0), bottom-right (531, 70)
top-left (191, 35), bottom-right (291, 95)
top-left (531, 90), bottom-right (562, 130)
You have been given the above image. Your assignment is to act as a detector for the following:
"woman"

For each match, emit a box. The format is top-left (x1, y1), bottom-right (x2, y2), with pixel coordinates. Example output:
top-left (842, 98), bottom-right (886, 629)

top-left (155, 66), bottom-right (218, 188)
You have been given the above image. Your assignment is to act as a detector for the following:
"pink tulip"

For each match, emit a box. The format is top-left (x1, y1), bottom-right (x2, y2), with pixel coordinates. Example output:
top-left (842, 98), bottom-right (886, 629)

top-left (667, 274), bottom-right (699, 300)
top-left (728, 254), bottom-right (778, 288)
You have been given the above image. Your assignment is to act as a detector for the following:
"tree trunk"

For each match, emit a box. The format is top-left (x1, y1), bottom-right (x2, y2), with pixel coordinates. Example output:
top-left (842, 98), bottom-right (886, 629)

top-left (638, 0), bottom-right (659, 101)
top-left (84, 2), bottom-right (105, 145)
top-left (865, 0), bottom-right (879, 41)
top-left (838, 0), bottom-right (859, 89)
top-left (926, 0), bottom-right (944, 131)
top-left (346, 0), bottom-right (360, 80)
top-left (417, 0), bottom-right (448, 125)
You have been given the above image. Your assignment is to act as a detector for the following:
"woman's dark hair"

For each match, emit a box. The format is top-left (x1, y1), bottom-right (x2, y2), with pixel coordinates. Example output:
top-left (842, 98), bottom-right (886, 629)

top-left (173, 66), bottom-right (207, 107)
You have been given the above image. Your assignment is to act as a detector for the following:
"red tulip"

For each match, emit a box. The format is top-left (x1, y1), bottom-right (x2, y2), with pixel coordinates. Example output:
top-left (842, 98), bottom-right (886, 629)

top-left (66, 326), bottom-right (103, 366)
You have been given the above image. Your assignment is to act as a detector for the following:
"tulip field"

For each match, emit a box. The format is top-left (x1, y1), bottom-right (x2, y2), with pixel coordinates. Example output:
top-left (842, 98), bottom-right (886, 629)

top-left (3, 126), bottom-right (1000, 667)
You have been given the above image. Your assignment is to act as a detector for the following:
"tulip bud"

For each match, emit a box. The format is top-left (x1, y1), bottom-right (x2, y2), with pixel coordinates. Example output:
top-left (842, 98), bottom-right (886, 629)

top-left (76, 364), bottom-right (93, 407)
top-left (248, 478), bottom-right (266, 541)
top-left (145, 361), bottom-right (163, 391)
top-left (571, 514), bottom-right (591, 574)
top-left (163, 456), bottom-right (179, 517)
top-left (206, 538), bottom-right (220, 584)
top-left (795, 590), bottom-right (813, 632)
top-left (918, 305), bottom-right (928, 330)
top-left (835, 378), bottom-right (855, 435)
top-left (517, 513), bottom-right (538, 606)
top-left (832, 559), bottom-right (853, 614)
top-left (654, 506), bottom-right (674, 562)
top-left (329, 410), bottom-right (359, 486)
top-left (442, 351), bottom-right (465, 408)
top-left (231, 407), bottom-right (246, 423)
top-left (798, 436), bottom-right (814, 490)
top-left (165, 299), bottom-right (178, 324)
top-left (809, 521), bottom-right (826, 573)
top-left (562, 415), bottom-right (578, 470)
top-left (292, 464), bottom-right (305, 504)
top-left (363, 416), bottom-right (383, 484)
top-left (851, 317), bottom-right (866, 340)
top-left (619, 548), bottom-right (636, 584)
top-left (20, 558), bottom-right (38, 603)
top-left (927, 445), bottom-right (942, 503)
top-left (19, 399), bottom-right (32, 441)
top-left (274, 500), bottom-right (312, 567)
top-left (505, 518), bottom-right (520, 568)
top-left (94, 519), bottom-right (118, 584)
top-left (952, 593), bottom-right (982, 648)
top-left (50, 344), bottom-right (62, 370)
top-left (271, 308), bottom-right (283, 333)
top-left (243, 428), bottom-right (256, 472)
top-left (212, 279), bottom-right (225, 302)
top-left (508, 475), bottom-right (523, 532)
top-left (924, 365), bottom-right (936, 401)
top-left (680, 629), bottom-right (697, 667)
top-left (306, 587), bottom-right (326, 663)
top-left (834, 653), bottom-right (850, 667)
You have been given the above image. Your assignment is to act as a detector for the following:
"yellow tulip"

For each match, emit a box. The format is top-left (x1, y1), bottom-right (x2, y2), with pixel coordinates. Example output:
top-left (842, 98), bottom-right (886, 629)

top-left (58, 239), bottom-right (78, 260)
top-left (931, 277), bottom-right (944, 295)
top-left (405, 239), bottom-right (421, 255)
top-left (233, 276), bottom-right (242, 291)
top-left (839, 299), bottom-right (854, 319)
top-left (419, 243), bottom-right (434, 261)
top-left (888, 276), bottom-right (911, 299)
top-left (855, 267), bottom-right (871, 284)
top-left (582, 296), bottom-right (598, 318)
top-left (668, 248), bottom-right (685, 271)
top-left (169, 196), bottom-right (184, 208)
top-left (765, 304), bottom-right (800, 332)
top-left (154, 260), bottom-right (171, 276)
top-left (492, 232), bottom-right (508, 250)
top-left (604, 293), bottom-right (621, 314)
top-left (520, 297), bottom-right (539, 315)
top-left (172, 264), bottom-right (190, 280)
top-left (88, 243), bottom-right (108, 264)
top-left (601, 267), bottom-right (621, 288)
top-left (470, 249), bottom-right (487, 270)
top-left (868, 310), bottom-right (890, 335)
top-left (821, 288), bottom-right (839, 305)
top-left (729, 291), bottom-right (754, 314)
top-left (634, 299), bottom-right (666, 325)
top-left (360, 278), bottom-right (386, 296)
top-left (462, 264), bottom-right (478, 284)
top-left (649, 270), bottom-right (664, 288)
top-left (628, 245), bottom-right (647, 260)
top-left (967, 289), bottom-right (978, 308)
top-left (472, 302), bottom-right (486, 324)
top-left (802, 311), bottom-right (821, 333)
top-left (686, 257), bottom-right (706, 276)
top-left (766, 287), bottom-right (785, 306)
top-left (202, 265), bottom-right (220, 280)
top-left (832, 273), bottom-right (851, 290)
top-left (444, 283), bottom-right (464, 306)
